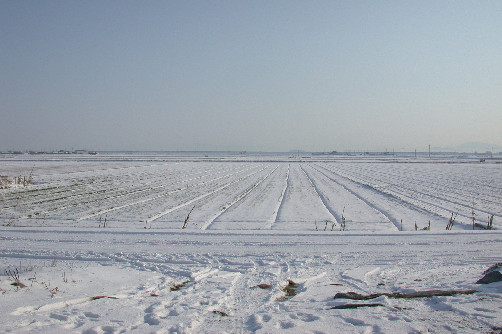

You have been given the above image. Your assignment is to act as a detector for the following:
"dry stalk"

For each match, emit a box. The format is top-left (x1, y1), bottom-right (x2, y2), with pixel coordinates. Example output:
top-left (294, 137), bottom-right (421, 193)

top-left (182, 206), bottom-right (195, 229)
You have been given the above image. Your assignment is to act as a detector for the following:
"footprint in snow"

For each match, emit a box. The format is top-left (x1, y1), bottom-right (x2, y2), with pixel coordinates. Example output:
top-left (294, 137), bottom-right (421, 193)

top-left (83, 312), bottom-right (100, 319)
top-left (277, 320), bottom-right (295, 329)
top-left (50, 313), bottom-right (68, 321)
top-left (289, 312), bottom-right (320, 322)
top-left (144, 313), bottom-right (161, 326)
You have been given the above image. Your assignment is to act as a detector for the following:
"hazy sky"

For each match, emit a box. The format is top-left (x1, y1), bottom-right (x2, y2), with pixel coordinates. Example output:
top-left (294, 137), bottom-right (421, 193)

top-left (1, 1), bottom-right (501, 152)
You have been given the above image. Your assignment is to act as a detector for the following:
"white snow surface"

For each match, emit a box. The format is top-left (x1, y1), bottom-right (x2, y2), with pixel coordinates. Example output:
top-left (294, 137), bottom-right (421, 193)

top-left (1, 153), bottom-right (502, 333)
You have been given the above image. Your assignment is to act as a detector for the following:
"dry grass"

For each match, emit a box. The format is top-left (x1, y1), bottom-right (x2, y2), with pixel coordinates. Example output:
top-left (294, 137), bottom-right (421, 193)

top-left (0, 170), bottom-right (34, 188)
top-left (212, 310), bottom-right (230, 316)
top-left (276, 280), bottom-right (298, 301)
top-left (182, 206), bottom-right (196, 229)
top-left (330, 303), bottom-right (384, 309)
top-left (170, 280), bottom-right (191, 291)
top-left (333, 289), bottom-right (477, 300)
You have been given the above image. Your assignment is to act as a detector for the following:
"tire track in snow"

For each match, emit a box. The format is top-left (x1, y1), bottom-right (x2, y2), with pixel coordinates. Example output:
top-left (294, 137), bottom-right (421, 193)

top-left (299, 164), bottom-right (339, 224)
top-left (201, 165), bottom-right (280, 230)
top-left (310, 164), bottom-right (397, 229)
top-left (271, 164), bottom-right (290, 229)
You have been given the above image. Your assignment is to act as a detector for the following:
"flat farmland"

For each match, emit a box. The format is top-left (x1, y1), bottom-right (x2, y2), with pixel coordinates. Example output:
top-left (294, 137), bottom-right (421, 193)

top-left (1, 155), bottom-right (500, 231)
top-left (2, 154), bottom-right (502, 333)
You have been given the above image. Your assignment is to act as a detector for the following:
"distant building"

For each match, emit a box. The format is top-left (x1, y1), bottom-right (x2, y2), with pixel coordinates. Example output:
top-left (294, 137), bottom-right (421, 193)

top-left (312, 151), bottom-right (338, 155)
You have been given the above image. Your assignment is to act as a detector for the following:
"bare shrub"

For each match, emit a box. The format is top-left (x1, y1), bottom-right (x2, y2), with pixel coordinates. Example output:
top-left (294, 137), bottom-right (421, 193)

top-left (446, 213), bottom-right (457, 230)
top-left (487, 215), bottom-right (494, 230)
top-left (422, 221), bottom-right (431, 231)
top-left (0, 176), bottom-right (12, 189)
top-left (3, 218), bottom-right (16, 227)
top-left (99, 215), bottom-right (108, 228)
top-left (7, 268), bottom-right (26, 288)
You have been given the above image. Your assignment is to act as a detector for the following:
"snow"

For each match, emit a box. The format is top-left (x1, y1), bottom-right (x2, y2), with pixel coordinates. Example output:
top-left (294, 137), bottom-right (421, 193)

top-left (1, 153), bottom-right (502, 333)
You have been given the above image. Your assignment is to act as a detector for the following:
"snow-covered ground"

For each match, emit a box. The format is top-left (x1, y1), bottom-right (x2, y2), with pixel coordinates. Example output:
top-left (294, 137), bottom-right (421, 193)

top-left (1, 153), bottom-right (501, 333)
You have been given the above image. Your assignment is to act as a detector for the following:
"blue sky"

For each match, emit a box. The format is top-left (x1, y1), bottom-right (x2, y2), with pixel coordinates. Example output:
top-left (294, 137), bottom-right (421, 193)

top-left (1, 1), bottom-right (501, 152)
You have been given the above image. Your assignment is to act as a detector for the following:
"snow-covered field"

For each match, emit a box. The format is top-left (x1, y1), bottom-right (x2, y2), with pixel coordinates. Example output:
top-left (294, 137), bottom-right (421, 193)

top-left (1, 153), bottom-right (501, 333)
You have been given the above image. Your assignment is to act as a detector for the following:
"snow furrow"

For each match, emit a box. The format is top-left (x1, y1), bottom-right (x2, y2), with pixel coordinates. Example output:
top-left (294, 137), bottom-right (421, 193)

top-left (271, 164), bottom-right (290, 228)
top-left (202, 164), bottom-right (280, 230)
top-left (299, 164), bottom-right (339, 224)
top-left (331, 164), bottom-right (502, 221)
top-left (77, 164), bottom-right (261, 221)
top-left (150, 165), bottom-right (270, 223)
top-left (311, 164), bottom-right (396, 228)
